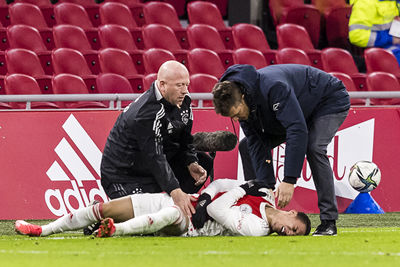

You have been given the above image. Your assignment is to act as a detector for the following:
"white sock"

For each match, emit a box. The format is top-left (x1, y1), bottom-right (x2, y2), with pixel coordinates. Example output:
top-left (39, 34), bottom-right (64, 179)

top-left (114, 206), bottom-right (182, 236)
top-left (41, 203), bottom-right (103, 236)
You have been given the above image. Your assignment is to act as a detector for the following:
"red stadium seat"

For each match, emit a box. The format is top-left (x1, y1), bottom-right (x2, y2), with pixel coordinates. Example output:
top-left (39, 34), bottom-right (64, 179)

top-left (189, 73), bottom-right (218, 107)
top-left (98, 24), bottom-right (144, 74)
top-left (0, 102), bottom-right (12, 109)
top-left (96, 72), bottom-right (134, 107)
top-left (143, 48), bottom-right (176, 74)
top-left (142, 24), bottom-right (188, 65)
top-left (143, 73), bottom-right (157, 91)
top-left (57, 0), bottom-right (101, 27)
top-left (0, 51), bottom-right (6, 75)
top-left (53, 24), bottom-right (99, 74)
top-left (52, 73), bottom-right (107, 108)
top-left (0, 22), bottom-right (8, 51)
top-left (9, 2), bottom-right (49, 29)
top-left (322, 47), bottom-right (367, 90)
top-left (187, 1), bottom-right (234, 49)
top-left (233, 48), bottom-right (268, 69)
top-left (364, 48), bottom-right (400, 80)
top-left (4, 74), bottom-right (59, 109)
top-left (7, 25), bottom-right (52, 75)
top-left (53, 2), bottom-right (99, 50)
top-left (102, 0), bottom-right (145, 26)
top-left (0, 0), bottom-right (10, 27)
top-left (143, 1), bottom-right (188, 49)
top-left (9, 2), bottom-right (54, 49)
top-left (325, 6), bottom-right (352, 49)
top-left (366, 72), bottom-right (400, 105)
top-left (276, 48), bottom-right (311, 66)
top-left (329, 72), bottom-right (365, 106)
top-left (99, 48), bottom-right (144, 93)
top-left (6, 48), bottom-right (52, 93)
top-left (232, 23), bottom-right (276, 65)
top-left (276, 23), bottom-right (322, 69)
top-left (187, 24), bottom-right (233, 67)
top-left (188, 48), bottom-right (225, 78)
top-left (269, 0), bottom-right (321, 47)
top-left (15, 0), bottom-right (55, 27)
top-left (99, 2), bottom-right (143, 49)
top-left (52, 48), bottom-right (97, 92)
top-left (311, 0), bottom-right (347, 13)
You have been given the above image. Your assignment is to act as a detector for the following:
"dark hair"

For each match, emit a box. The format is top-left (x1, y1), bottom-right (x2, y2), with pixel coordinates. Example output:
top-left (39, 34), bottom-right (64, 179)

top-left (296, 212), bottom-right (311, 235)
top-left (212, 81), bottom-right (243, 116)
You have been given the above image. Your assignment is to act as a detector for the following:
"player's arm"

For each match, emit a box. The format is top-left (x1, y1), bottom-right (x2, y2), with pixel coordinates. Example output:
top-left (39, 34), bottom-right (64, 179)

top-left (206, 186), bottom-right (269, 236)
top-left (191, 179), bottom-right (242, 228)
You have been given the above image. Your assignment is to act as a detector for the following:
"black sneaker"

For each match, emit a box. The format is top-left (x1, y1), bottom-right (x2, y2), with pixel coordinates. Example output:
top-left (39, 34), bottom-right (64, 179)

top-left (312, 221), bottom-right (337, 236)
top-left (83, 200), bottom-right (101, 236)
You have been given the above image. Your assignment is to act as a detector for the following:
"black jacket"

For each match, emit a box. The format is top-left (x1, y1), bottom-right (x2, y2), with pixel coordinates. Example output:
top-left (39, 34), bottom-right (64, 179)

top-left (101, 83), bottom-right (198, 194)
top-left (220, 64), bottom-right (350, 183)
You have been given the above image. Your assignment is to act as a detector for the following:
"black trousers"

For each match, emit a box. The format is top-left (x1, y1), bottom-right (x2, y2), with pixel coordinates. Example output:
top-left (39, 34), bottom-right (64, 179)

top-left (104, 151), bottom-right (214, 199)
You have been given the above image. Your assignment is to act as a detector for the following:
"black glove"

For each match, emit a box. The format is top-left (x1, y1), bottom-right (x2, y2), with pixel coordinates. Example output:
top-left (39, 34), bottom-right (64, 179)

top-left (191, 193), bottom-right (212, 229)
top-left (240, 180), bottom-right (268, 197)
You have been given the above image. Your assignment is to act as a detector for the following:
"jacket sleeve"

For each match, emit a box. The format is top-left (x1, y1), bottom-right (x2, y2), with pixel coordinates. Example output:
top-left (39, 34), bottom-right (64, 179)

top-left (207, 187), bottom-right (270, 236)
top-left (134, 111), bottom-right (180, 194)
top-left (175, 105), bottom-right (198, 166)
top-left (266, 81), bottom-right (308, 180)
top-left (349, 1), bottom-right (394, 48)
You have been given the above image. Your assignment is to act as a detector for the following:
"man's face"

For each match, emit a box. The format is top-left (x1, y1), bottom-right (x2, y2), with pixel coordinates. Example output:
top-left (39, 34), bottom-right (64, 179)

top-left (159, 76), bottom-right (190, 108)
top-left (227, 98), bottom-right (250, 122)
top-left (271, 210), bottom-right (307, 236)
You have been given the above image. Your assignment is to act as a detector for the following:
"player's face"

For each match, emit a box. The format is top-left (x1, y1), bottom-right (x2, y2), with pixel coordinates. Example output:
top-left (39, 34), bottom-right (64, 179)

top-left (227, 98), bottom-right (250, 122)
top-left (272, 210), bottom-right (307, 236)
top-left (159, 76), bottom-right (189, 108)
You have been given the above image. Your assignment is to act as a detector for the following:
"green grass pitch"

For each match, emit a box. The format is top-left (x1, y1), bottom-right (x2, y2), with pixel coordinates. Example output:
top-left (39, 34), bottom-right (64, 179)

top-left (1, 213), bottom-right (400, 267)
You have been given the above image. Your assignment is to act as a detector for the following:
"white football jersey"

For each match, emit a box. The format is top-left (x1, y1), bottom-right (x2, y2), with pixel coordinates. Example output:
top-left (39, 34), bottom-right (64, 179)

top-left (182, 179), bottom-right (275, 237)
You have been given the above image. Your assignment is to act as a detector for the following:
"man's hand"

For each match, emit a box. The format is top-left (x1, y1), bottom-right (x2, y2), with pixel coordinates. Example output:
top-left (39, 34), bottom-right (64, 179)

top-left (170, 188), bottom-right (195, 217)
top-left (240, 180), bottom-right (268, 197)
top-left (275, 182), bottom-right (294, 208)
top-left (191, 193), bottom-right (212, 229)
top-left (188, 162), bottom-right (207, 186)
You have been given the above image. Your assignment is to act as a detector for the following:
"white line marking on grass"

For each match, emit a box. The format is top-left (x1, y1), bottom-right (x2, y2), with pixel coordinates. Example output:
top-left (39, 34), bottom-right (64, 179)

top-left (340, 228), bottom-right (400, 233)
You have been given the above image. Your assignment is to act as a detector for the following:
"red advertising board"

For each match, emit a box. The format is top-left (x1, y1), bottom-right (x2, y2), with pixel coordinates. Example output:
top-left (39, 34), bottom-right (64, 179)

top-left (0, 107), bottom-right (399, 219)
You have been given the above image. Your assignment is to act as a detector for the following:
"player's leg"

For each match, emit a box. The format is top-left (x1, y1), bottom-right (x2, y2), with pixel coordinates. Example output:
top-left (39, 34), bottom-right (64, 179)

top-left (96, 193), bottom-right (185, 237)
top-left (306, 111), bottom-right (348, 235)
top-left (15, 196), bottom-right (134, 237)
top-left (96, 205), bottom-right (185, 237)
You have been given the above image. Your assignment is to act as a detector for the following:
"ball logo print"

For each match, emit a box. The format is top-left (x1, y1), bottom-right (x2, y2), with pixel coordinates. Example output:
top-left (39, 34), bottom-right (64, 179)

top-left (348, 161), bottom-right (381, 193)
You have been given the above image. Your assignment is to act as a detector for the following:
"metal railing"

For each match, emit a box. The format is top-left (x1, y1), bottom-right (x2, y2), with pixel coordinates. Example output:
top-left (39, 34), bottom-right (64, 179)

top-left (0, 92), bottom-right (400, 110)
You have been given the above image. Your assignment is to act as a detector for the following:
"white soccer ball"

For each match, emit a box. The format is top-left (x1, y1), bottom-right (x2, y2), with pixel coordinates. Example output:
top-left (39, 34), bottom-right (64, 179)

top-left (348, 161), bottom-right (381, 193)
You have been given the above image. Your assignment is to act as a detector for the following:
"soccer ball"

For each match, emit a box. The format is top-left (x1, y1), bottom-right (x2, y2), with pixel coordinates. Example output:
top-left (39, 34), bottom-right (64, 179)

top-left (348, 161), bottom-right (381, 193)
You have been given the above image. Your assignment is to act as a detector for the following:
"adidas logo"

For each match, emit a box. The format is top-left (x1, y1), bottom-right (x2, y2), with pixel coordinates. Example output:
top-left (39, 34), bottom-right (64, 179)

top-left (44, 114), bottom-right (108, 217)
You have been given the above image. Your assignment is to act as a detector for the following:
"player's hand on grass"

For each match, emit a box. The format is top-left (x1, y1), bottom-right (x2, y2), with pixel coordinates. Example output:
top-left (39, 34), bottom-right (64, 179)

top-left (191, 193), bottom-right (212, 229)
top-left (240, 180), bottom-right (268, 197)
top-left (188, 162), bottom-right (207, 186)
top-left (275, 182), bottom-right (294, 208)
top-left (170, 188), bottom-right (195, 217)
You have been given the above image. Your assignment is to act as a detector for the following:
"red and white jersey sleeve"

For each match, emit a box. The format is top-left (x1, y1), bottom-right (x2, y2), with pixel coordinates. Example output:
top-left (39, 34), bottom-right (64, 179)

top-left (206, 186), bottom-right (275, 236)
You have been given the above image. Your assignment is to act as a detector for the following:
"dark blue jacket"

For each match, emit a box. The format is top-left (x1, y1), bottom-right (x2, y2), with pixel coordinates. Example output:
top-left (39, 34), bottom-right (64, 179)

top-left (220, 64), bottom-right (350, 184)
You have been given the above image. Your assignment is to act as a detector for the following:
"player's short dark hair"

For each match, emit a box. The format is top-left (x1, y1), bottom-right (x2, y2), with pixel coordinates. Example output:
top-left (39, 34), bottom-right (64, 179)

top-left (296, 212), bottom-right (311, 236)
top-left (212, 81), bottom-right (243, 116)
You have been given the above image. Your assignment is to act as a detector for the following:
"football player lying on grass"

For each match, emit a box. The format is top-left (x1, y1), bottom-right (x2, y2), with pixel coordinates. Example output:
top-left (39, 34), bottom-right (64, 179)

top-left (15, 179), bottom-right (311, 237)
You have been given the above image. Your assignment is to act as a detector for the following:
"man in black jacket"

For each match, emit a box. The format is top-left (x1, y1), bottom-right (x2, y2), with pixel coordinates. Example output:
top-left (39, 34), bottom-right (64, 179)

top-left (101, 60), bottom-right (211, 218)
top-left (212, 64), bottom-right (350, 236)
